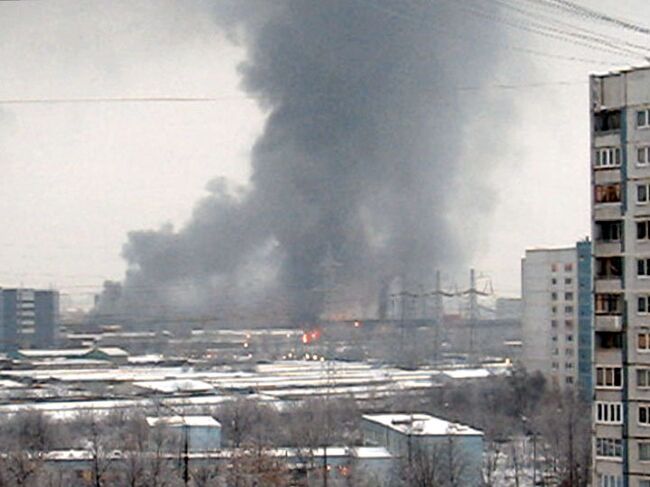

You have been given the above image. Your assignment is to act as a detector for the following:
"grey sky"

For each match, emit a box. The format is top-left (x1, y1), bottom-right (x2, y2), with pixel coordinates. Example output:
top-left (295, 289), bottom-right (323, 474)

top-left (0, 0), bottom-right (648, 307)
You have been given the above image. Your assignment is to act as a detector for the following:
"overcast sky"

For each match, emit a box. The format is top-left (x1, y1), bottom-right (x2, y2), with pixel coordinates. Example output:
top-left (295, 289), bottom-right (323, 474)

top-left (0, 0), bottom-right (648, 307)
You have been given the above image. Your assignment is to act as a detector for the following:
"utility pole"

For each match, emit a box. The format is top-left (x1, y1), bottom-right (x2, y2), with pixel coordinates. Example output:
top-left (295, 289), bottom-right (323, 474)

top-left (434, 271), bottom-right (444, 363)
top-left (183, 422), bottom-right (189, 486)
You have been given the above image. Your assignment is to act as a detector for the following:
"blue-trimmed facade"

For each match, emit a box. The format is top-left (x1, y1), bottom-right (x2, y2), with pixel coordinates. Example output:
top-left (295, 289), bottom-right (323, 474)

top-left (576, 239), bottom-right (593, 402)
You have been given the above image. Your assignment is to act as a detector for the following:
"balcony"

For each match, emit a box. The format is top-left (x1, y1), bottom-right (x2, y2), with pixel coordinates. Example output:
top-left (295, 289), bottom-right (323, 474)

top-left (594, 241), bottom-right (623, 256)
top-left (594, 204), bottom-right (623, 220)
top-left (595, 315), bottom-right (623, 331)
top-left (595, 279), bottom-right (623, 293)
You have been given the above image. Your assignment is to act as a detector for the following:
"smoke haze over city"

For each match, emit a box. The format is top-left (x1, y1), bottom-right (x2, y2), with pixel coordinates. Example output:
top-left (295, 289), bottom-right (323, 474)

top-left (99, 1), bottom-right (515, 324)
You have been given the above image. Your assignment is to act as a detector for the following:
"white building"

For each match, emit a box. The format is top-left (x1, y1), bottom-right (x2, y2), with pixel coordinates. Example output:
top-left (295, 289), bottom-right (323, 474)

top-left (522, 247), bottom-right (579, 389)
top-left (361, 413), bottom-right (483, 486)
top-left (146, 416), bottom-right (221, 452)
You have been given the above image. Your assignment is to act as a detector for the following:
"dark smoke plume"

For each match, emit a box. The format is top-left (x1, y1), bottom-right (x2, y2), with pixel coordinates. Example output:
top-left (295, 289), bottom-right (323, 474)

top-left (98, 1), bottom-right (513, 325)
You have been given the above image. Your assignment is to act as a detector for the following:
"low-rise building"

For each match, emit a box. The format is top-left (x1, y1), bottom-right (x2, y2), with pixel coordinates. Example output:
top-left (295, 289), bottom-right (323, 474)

top-left (145, 415), bottom-right (221, 451)
top-left (361, 413), bottom-right (483, 486)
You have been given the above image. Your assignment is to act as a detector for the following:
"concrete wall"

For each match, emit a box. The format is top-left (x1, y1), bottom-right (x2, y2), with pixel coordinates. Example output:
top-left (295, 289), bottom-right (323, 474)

top-left (522, 247), bottom-right (579, 389)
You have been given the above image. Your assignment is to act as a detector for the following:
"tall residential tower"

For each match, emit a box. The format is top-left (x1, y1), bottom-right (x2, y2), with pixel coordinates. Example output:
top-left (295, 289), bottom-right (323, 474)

top-left (591, 66), bottom-right (650, 486)
top-left (521, 241), bottom-right (592, 395)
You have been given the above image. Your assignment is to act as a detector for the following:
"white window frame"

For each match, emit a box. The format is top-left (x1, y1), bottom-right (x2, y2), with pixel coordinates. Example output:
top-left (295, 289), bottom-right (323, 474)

top-left (639, 296), bottom-right (650, 315)
top-left (639, 145), bottom-right (650, 166)
top-left (640, 405), bottom-right (650, 426)
top-left (596, 401), bottom-right (622, 424)
top-left (638, 220), bottom-right (650, 241)
top-left (596, 366), bottom-right (623, 389)
top-left (639, 258), bottom-right (650, 278)
top-left (639, 331), bottom-right (650, 352)
top-left (595, 147), bottom-right (621, 168)
top-left (639, 184), bottom-right (650, 205)
top-left (638, 368), bottom-right (650, 389)
top-left (640, 442), bottom-right (650, 462)
top-left (638, 109), bottom-right (650, 129)
top-left (596, 437), bottom-right (623, 459)
top-left (599, 474), bottom-right (623, 487)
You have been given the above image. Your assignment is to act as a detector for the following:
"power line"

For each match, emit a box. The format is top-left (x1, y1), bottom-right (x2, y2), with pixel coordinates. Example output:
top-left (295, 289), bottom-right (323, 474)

top-left (449, 0), bottom-right (649, 61)
top-left (525, 0), bottom-right (650, 36)
top-left (358, 0), bottom-right (638, 65)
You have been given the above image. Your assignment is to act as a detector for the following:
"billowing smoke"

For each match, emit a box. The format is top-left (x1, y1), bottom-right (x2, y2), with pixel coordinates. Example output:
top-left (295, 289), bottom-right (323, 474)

top-left (98, 1), bottom-right (513, 325)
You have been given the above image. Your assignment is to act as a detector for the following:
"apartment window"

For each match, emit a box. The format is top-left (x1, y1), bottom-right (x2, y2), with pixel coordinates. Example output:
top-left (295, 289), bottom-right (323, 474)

top-left (566, 348), bottom-right (574, 356)
top-left (551, 292), bottom-right (558, 301)
top-left (551, 335), bottom-right (558, 342)
top-left (597, 221), bottom-right (622, 242)
top-left (564, 263), bottom-right (573, 272)
top-left (640, 184), bottom-right (650, 204)
top-left (566, 376), bottom-right (574, 384)
top-left (596, 402), bottom-right (622, 424)
top-left (639, 146), bottom-right (650, 165)
top-left (552, 306), bottom-right (557, 314)
top-left (597, 366), bottom-right (622, 388)
top-left (552, 361), bottom-right (559, 369)
top-left (551, 320), bottom-right (558, 328)
top-left (639, 332), bottom-right (650, 351)
top-left (640, 405), bottom-right (650, 425)
top-left (552, 348), bottom-right (559, 356)
top-left (595, 147), bottom-right (621, 168)
top-left (596, 331), bottom-right (623, 349)
top-left (567, 334), bottom-right (573, 342)
top-left (640, 296), bottom-right (650, 314)
top-left (639, 258), bottom-right (650, 277)
top-left (638, 109), bottom-right (650, 128)
top-left (595, 293), bottom-right (623, 315)
top-left (565, 362), bottom-right (573, 369)
top-left (595, 109), bottom-right (621, 132)
top-left (565, 319), bottom-right (574, 327)
top-left (639, 220), bottom-right (650, 240)
top-left (597, 257), bottom-right (623, 279)
top-left (565, 292), bottom-right (574, 301)
top-left (599, 475), bottom-right (622, 487)
top-left (638, 368), bottom-right (650, 388)
top-left (565, 305), bottom-right (574, 314)
top-left (551, 277), bottom-right (557, 285)
top-left (565, 277), bottom-right (573, 285)
top-left (595, 183), bottom-right (621, 204)
top-left (596, 437), bottom-right (622, 458)
top-left (640, 442), bottom-right (650, 461)
top-left (551, 263), bottom-right (558, 272)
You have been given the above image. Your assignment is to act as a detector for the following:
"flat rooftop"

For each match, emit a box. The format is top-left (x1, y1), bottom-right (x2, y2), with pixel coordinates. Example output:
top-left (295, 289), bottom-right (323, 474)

top-left (146, 415), bottom-right (221, 428)
top-left (362, 413), bottom-right (483, 437)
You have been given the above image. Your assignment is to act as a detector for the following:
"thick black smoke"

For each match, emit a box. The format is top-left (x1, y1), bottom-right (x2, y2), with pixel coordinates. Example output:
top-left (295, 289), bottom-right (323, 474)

top-left (99, 1), bottom-right (512, 325)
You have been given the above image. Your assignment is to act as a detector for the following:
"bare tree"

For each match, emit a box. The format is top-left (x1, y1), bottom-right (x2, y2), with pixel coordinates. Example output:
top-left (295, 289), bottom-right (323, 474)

top-left (227, 447), bottom-right (291, 487)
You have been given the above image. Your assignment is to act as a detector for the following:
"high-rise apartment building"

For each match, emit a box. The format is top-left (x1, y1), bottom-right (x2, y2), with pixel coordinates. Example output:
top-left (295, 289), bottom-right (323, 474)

top-left (521, 241), bottom-right (592, 394)
top-left (0, 288), bottom-right (59, 350)
top-left (591, 66), bottom-right (650, 486)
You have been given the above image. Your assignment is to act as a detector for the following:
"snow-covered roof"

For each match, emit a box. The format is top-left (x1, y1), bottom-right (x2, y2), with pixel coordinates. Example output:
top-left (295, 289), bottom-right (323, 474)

top-left (95, 347), bottom-right (128, 357)
top-left (353, 447), bottom-right (392, 459)
top-left (134, 379), bottom-right (214, 393)
top-left (17, 347), bottom-right (128, 359)
top-left (18, 348), bottom-right (89, 358)
top-left (442, 368), bottom-right (490, 379)
top-left (362, 413), bottom-right (483, 437)
top-left (146, 415), bottom-right (221, 428)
